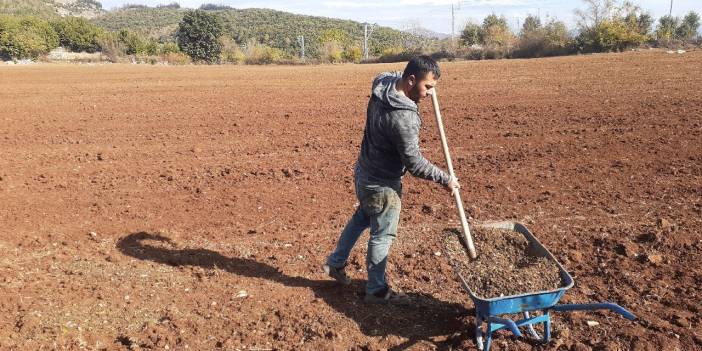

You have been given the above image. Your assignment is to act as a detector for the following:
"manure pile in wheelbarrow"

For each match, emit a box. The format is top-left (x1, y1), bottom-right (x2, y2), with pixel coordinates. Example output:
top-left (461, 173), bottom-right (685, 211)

top-left (442, 227), bottom-right (562, 298)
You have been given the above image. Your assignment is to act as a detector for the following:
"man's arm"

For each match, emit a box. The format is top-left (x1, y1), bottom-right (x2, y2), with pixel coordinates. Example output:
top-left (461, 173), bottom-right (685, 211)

top-left (390, 112), bottom-right (451, 186)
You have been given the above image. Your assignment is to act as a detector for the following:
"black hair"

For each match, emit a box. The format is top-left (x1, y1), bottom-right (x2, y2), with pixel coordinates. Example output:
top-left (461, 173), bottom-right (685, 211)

top-left (402, 55), bottom-right (441, 80)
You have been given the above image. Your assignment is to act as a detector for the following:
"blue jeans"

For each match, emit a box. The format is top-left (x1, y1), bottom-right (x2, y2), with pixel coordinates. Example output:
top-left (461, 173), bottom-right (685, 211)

top-left (327, 165), bottom-right (402, 295)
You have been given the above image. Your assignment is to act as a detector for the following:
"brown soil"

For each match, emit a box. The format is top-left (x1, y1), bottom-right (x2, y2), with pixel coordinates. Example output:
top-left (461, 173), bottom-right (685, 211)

top-left (442, 227), bottom-right (563, 298)
top-left (1, 50), bottom-right (701, 350)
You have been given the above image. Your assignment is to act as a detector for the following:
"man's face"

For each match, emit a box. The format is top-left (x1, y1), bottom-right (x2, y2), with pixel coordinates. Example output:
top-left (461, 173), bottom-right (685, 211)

top-left (407, 72), bottom-right (437, 103)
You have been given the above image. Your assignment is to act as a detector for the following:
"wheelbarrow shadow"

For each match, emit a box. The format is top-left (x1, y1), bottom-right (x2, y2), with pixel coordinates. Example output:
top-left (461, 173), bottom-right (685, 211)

top-left (116, 232), bottom-right (473, 350)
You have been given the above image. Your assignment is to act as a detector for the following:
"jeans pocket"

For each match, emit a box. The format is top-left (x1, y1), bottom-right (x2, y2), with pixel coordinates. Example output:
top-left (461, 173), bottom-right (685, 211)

top-left (360, 188), bottom-right (386, 216)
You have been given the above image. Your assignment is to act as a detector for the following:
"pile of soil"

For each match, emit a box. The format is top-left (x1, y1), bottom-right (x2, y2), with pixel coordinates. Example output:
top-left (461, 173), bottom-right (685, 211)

top-left (442, 227), bottom-right (563, 298)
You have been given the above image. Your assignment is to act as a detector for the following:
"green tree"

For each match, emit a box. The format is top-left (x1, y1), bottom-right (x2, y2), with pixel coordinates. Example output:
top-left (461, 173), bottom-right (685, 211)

top-left (482, 14), bottom-right (513, 47)
top-left (544, 20), bottom-right (571, 48)
top-left (51, 17), bottom-right (104, 53)
top-left (175, 10), bottom-right (223, 63)
top-left (634, 13), bottom-right (654, 36)
top-left (460, 23), bottom-right (482, 46)
top-left (521, 14), bottom-right (542, 35)
top-left (656, 15), bottom-right (680, 40)
top-left (0, 15), bottom-right (58, 60)
top-left (675, 11), bottom-right (700, 41)
top-left (590, 18), bottom-right (646, 51)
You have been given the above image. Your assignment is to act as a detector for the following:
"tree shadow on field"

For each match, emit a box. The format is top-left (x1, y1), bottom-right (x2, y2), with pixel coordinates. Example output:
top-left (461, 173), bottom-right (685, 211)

top-left (117, 232), bottom-right (474, 350)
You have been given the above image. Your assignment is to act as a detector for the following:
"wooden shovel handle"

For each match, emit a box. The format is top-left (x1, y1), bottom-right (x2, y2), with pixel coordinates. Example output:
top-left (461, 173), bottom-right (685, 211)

top-left (430, 88), bottom-right (477, 259)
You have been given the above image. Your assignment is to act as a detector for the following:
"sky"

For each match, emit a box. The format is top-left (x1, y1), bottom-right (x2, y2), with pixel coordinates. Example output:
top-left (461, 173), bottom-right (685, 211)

top-left (99, 0), bottom-right (702, 34)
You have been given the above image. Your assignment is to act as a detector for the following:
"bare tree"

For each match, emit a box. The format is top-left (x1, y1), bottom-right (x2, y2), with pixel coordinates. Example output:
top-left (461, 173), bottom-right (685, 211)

top-left (574, 0), bottom-right (616, 30)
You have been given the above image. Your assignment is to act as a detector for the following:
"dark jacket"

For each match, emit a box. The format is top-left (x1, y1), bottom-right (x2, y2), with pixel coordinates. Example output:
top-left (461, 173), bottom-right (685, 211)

top-left (357, 71), bottom-right (450, 186)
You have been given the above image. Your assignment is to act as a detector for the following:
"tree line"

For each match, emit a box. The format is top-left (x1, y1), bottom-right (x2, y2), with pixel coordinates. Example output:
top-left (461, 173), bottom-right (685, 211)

top-left (452, 1), bottom-right (700, 60)
top-left (0, 0), bottom-right (700, 64)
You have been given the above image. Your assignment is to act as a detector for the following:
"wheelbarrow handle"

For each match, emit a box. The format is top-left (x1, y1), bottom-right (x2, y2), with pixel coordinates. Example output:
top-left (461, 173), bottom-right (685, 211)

top-left (430, 88), bottom-right (477, 259)
top-left (551, 302), bottom-right (637, 320)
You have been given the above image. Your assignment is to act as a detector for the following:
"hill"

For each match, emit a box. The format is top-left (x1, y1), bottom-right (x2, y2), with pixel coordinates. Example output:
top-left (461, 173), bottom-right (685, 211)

top-left (93, 6), bottom-right (432, 58)
top-left (403, 26), bottom-right (450, 40)
top-left (0, 0), bottom-right (103, 18)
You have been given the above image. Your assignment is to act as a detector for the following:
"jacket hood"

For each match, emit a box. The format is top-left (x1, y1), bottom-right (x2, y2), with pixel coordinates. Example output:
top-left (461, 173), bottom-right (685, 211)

top-left (371, 71), bottom-right (418, 112)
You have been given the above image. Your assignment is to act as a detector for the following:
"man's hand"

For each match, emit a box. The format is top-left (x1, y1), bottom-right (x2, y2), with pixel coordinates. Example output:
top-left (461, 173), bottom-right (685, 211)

top-left (445, 176), bottom-right (460, 196)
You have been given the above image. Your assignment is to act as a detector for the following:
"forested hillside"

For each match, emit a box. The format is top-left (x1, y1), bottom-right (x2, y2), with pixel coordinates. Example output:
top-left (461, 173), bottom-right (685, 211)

top-left (93, 6), bottom-right (431, 57)
top-left (0, 0), bottom-right (103, 18)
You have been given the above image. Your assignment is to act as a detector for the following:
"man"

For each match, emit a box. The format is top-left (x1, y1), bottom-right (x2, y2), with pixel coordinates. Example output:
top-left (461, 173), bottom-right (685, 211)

top-left (323, 56), bottom-right (460, 305)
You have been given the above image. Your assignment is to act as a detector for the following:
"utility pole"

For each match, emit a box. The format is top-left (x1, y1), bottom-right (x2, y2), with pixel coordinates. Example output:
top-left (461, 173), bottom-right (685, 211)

top-left (451, 2), bottom-right (461, 47)
top-left (669, 0), bottom-right (675, 39)
top-left (516, 17), bottom-right (520, 34)
top-left (363, 23), bottom-right (375, 60)
top-left (451, 3), bottom-right (455, 45)
top-left (297, 35), bottom-right (305, 61)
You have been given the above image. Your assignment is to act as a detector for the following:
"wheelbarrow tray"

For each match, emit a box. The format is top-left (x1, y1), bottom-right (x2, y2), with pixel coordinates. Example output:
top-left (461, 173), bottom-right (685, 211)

top-left (453, 221), bottom-right (574, 315)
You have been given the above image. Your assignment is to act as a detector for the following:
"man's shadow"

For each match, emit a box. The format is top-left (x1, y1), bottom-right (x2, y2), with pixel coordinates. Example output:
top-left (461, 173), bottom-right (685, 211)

top-left (117, 232), bottom-right (474, 350)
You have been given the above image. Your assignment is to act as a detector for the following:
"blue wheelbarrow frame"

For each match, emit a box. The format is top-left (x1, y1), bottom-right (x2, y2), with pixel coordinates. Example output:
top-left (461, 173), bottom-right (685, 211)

top-left (454, 221), bottom-right (636, 350)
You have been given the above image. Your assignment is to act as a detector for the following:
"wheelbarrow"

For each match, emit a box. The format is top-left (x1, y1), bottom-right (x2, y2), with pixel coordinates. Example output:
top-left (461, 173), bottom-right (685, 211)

top-left (450, 221), bottom-right (637, 350)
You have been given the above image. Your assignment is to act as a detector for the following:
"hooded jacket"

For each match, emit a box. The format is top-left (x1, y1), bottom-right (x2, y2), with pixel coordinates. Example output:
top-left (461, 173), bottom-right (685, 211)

top-left (357, 71), bottom-right (450, 186)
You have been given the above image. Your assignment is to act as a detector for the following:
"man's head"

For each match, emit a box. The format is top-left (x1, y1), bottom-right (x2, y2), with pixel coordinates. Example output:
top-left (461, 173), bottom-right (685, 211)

top-left (401, 55), bottom-right (441, 103)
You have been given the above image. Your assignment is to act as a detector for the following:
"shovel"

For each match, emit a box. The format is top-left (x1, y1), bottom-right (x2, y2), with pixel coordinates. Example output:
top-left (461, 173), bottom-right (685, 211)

top-left (429, 88), bottom-right (477, 259)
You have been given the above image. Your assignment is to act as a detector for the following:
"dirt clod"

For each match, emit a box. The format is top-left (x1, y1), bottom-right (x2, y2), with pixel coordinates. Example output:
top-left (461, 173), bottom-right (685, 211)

top-left (442, 227), bottom-right (563, 298)
top-left (656, 218), bottom-right (672, 229)
top-left (646, 253), bottom-right (663, 265)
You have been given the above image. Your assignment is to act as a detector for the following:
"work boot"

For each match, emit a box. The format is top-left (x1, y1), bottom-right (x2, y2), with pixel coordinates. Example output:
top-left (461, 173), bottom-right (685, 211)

top-left (363, 287), bottom-right (410, 306)
top-left (323, 263), bottom-right (352, 285)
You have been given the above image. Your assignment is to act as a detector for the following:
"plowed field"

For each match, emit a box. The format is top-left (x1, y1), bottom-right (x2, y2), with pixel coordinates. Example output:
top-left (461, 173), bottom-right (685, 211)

top-left (1, 50), bottom-right (700, 350)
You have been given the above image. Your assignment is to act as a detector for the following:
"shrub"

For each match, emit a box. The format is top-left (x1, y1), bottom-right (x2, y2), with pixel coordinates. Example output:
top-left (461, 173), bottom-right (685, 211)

top-left (578, 18), bottom-right (647, 52)
top-left (243, 39), bottom-right (284, 64)
top-left (514, 20), bottom-right (574, 58)
top-left (377, 47), bottom-right (421, 63)
top-left (118, 29), bottom-right (146, 55)
top-left (51, 17), bottom-right (104, 53)
top-left (342, 46), bottom-right (362, 63)
top-left (176, 10), bottom-right (223, 63)
top-left (97, 31), bottom-right (125, 62)
top-left (482, 46), bottom-right (509, 59)
top-left (144, 39), bottom-right (159, 56)
top-left (220, 36), bottom-right (244, 64)
top-left (429, 49), bottom-right (456, 61)
top-left (162, 51), bottom-right (190, 65)
top-left (320, 41), bottom-right (343, 63)
top-left (0, 15), bottom-right (59, 60)
top-left (159, 42), bottom-right (180, 54)
top-left (455, 47), bottom-right (485, 60)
